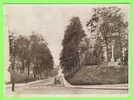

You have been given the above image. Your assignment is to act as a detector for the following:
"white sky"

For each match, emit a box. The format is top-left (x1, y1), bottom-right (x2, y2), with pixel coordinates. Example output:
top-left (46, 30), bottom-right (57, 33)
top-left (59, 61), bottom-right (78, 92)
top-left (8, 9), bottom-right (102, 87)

top-left (4, 4), bottom-right (128, 66)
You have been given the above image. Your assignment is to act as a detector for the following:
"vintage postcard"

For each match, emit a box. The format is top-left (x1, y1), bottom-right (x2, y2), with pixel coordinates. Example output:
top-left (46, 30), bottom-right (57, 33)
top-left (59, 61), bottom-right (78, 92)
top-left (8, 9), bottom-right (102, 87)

top-left (4, 4), bottom-right (129, 97)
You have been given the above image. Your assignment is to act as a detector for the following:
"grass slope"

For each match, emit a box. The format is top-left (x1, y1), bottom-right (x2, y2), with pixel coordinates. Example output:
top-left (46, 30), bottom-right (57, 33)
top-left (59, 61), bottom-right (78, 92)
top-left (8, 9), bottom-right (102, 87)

top-left (67, 65), bottom-right (128, 85)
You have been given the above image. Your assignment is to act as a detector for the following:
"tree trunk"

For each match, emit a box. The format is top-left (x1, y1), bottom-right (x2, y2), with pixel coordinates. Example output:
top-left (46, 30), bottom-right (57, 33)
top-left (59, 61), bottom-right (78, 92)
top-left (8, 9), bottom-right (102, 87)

top-left (26, 64), bottom-right (30, 82)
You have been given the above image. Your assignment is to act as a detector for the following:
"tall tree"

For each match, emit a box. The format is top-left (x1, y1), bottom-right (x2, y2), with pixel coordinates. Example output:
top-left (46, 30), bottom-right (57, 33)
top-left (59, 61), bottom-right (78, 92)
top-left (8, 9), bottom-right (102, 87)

top-left (15, 35), bottom-right (30, 73)
top-left (60, 17), bottom-right (86, 76)
top-left (9, 33), bottom-right (54, 83)
top-left (86, 7), bottom-right (128, 63)
top-left (29, 33), bottom-right (54, 79)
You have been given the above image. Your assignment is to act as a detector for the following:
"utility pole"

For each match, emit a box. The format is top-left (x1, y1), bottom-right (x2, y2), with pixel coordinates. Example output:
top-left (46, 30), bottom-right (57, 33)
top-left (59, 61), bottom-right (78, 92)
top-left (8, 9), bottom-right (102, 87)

top-left (12, 35), bottom-right (15, 92)
top-left (9, 31), bottom-right (15, 92)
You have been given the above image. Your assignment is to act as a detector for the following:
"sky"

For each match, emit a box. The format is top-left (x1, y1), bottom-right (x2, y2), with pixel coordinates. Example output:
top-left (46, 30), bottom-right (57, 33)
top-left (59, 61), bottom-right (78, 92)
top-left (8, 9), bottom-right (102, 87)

top-left (4, 4), bottom-right (128, 66)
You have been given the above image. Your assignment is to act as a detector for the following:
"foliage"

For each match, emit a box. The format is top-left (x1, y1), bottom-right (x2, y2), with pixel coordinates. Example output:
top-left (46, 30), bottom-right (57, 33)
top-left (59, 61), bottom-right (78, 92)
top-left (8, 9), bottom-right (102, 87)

top-left (60, 17), bottom-right (86, 75)
top-left (86, 7), bottom-right (128, 63)
top-left (9, 32), bottom-right (54, 81)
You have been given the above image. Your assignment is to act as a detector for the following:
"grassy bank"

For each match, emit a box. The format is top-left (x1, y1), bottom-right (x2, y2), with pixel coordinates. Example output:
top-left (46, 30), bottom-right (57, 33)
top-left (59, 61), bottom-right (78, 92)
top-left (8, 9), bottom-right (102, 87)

top-left (67, 65), bottom-right (128, 85)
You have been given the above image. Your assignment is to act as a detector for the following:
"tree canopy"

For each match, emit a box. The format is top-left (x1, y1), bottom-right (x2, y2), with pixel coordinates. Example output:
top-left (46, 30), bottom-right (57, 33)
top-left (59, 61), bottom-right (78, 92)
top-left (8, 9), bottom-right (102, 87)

top-left (86, 7), bottom-right (128, 64)
top-left (60, 17), bottom-right (86, 75)
top-left (9, 32), bottom-right (54, 80)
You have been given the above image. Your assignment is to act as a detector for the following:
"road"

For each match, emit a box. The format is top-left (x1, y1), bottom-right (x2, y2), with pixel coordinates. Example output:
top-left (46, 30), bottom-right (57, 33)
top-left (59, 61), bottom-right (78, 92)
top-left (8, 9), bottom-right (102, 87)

top-left (5, 78), bottom-right (128, 97)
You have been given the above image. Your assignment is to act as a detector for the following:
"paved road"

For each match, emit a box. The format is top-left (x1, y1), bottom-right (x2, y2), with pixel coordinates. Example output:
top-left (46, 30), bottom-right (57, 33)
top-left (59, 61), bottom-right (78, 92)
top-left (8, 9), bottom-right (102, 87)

top-left (5, 78), bottom-right (128, 97)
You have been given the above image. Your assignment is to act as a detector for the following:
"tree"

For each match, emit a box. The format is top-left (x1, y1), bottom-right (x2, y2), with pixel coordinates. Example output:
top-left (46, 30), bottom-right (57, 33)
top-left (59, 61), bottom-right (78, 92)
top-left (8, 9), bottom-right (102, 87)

top-left (15, 35), bottom-right (30, 73)
top-left (9, 31), bottom-right (16, 91)
top-left (29, 33), bottom-right (54, 79)
top-left (78, 37), bottom-right (90, 54)
top-left (60, 17), bottom-right (86, 76)
top-left (9, 32), bottom-right (54, 84)
top-left (86, 7), bottom-right (128, 64)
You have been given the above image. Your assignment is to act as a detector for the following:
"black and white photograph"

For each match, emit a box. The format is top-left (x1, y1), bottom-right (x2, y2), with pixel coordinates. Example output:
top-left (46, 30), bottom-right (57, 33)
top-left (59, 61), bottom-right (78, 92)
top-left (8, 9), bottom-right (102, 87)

top-left (4, 4), bottom-right (128, 97)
